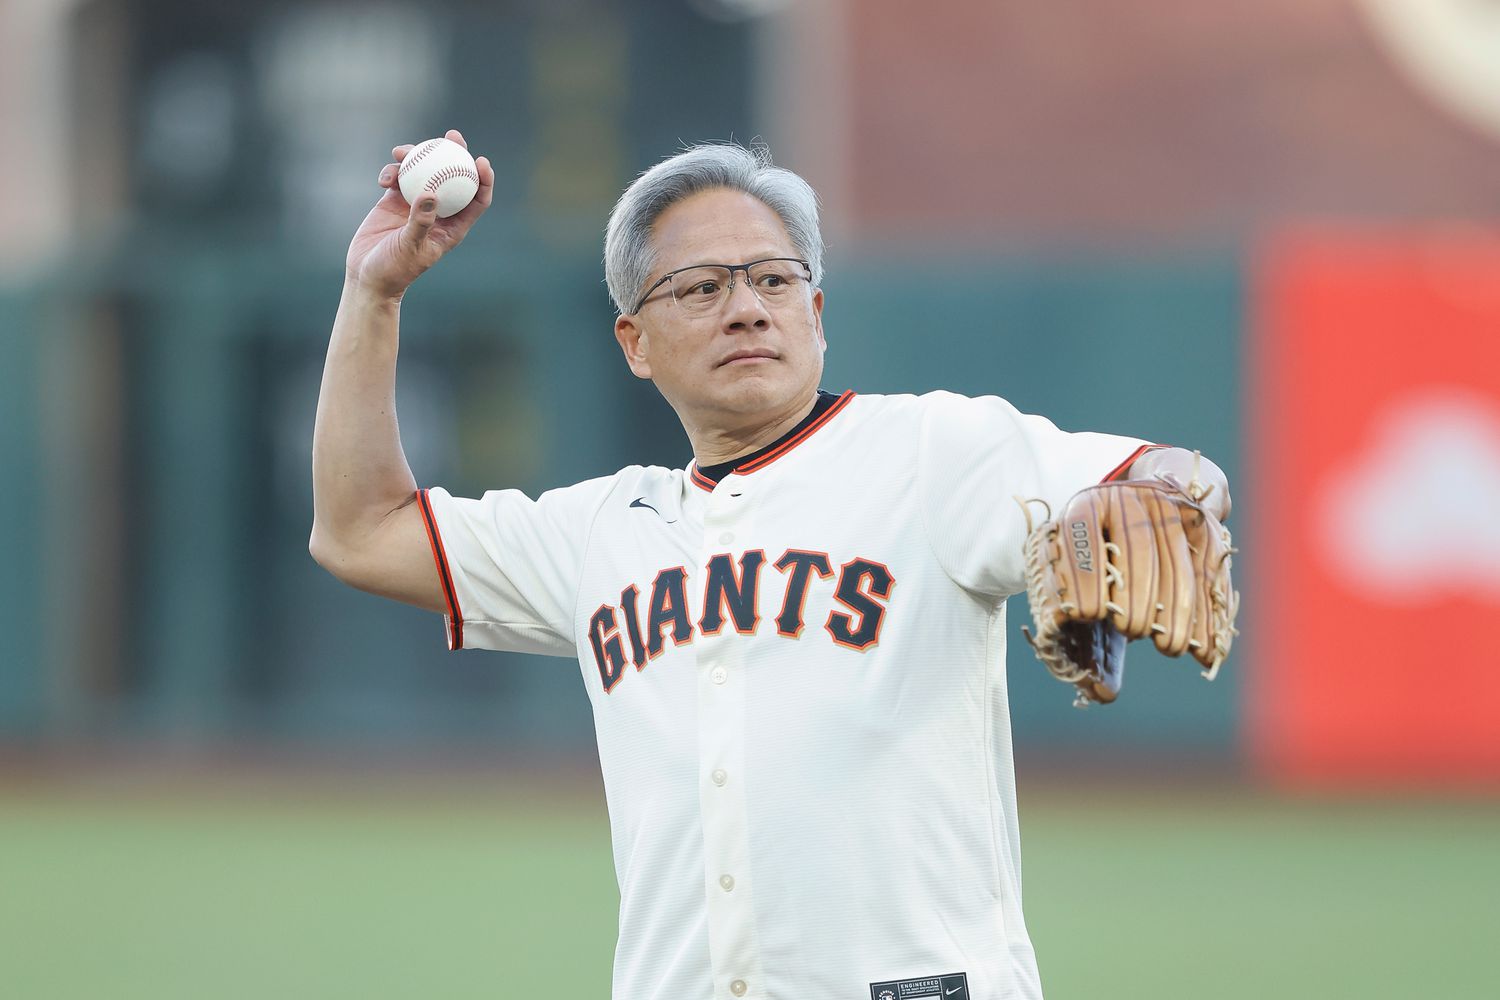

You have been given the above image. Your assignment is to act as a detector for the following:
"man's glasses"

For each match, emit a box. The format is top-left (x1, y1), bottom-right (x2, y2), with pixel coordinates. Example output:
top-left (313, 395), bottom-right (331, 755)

top-left (631, 258), bottom-right (812, 315)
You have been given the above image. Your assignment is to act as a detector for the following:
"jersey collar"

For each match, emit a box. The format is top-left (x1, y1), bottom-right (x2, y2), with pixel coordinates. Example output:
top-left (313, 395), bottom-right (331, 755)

top-left (688, 390), bottom-right (856, 491)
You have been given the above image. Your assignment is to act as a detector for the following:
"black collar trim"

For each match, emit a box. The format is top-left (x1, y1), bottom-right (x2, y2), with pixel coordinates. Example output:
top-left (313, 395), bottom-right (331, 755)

top-left (689, 390), bottom-right (854, 490)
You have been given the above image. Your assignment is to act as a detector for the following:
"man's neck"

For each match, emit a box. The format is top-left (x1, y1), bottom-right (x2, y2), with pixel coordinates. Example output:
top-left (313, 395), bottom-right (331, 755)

top-left (687, 392), bottom-right (821, 468)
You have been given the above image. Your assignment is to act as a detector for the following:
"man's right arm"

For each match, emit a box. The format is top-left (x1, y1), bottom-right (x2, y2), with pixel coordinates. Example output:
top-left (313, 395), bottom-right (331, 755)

top-left (309, 285), bottom-right (442, 610)
top-left (309, 130), bottom-right (494, 612)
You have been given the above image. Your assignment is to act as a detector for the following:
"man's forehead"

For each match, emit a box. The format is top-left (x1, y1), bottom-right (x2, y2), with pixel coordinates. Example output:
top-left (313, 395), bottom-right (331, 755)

top-left (651, 189), bottom-right (794, 268)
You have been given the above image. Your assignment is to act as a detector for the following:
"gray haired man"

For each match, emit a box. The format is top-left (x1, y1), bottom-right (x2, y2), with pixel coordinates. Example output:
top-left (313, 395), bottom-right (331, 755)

top-left (312, 131), bottom-right (1230, 999)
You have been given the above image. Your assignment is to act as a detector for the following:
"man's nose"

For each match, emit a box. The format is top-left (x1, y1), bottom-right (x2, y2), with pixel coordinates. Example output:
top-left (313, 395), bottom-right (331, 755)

top-left (723, 277), bottom-right (770, 327)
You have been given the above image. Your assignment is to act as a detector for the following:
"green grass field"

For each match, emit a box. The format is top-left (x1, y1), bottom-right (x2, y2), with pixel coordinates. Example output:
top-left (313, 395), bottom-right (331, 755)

top-left (2, 774), bottom-right (1495, 999)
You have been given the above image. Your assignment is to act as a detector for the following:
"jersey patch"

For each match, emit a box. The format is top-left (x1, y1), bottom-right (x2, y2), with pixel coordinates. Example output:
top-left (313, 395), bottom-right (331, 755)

top-left (869, 972), bottom-right (969, 1000)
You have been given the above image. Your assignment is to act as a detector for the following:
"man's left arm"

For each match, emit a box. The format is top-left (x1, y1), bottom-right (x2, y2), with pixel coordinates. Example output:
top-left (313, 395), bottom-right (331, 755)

top-left (1125, 446), bottom-right (1232, 523)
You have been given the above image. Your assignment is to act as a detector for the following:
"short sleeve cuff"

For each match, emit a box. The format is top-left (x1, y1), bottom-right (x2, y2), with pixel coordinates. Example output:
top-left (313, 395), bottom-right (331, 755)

top-left (1100, 443), bottom-right (1166, 483)
top-left (415, 488), bottom-right (465, 650)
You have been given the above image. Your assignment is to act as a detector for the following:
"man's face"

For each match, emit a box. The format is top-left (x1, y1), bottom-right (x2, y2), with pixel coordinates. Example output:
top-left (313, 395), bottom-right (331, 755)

top-left (614, 188), bottom-right (826, 430)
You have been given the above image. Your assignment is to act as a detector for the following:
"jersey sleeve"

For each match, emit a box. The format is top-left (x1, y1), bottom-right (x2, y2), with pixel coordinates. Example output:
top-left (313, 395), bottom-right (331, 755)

top-left (416, 476), bottom-right (617, 656)
top-left (917, 391), bottom-right (1154, 600)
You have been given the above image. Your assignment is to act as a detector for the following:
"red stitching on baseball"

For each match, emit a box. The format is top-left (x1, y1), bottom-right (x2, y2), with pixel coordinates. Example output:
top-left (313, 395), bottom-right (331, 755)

top-left (424, 164), bottom-right (480, 191)
top-left (398, 138), bottom-right (444, 178)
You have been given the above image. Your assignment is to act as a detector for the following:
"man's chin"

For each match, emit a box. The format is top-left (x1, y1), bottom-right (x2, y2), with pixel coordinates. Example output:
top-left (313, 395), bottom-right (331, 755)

top-left (711, 372), bottom-right (791, 408)
top-left (666, 380), bottom-right (779, 424)
top-left (660, 362), bottom-right (820, 422)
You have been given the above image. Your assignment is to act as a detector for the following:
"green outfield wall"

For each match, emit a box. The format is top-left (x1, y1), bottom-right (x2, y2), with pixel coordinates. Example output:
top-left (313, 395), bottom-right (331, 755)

top-left (0, 250), bottom-right (1247, 753)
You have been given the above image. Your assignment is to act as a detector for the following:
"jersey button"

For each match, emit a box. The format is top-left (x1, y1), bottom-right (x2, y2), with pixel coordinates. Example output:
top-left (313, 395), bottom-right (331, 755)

top-left (730, 979), bottom-right (748, 997)
top-left (719, 874), bottom-right (735, 892)
top-left (718, 531), bottom-right (734, 545)
top-left (711, 667), bottom-right (728, 685)
top-left (711, 769), bottom-right (728, 786)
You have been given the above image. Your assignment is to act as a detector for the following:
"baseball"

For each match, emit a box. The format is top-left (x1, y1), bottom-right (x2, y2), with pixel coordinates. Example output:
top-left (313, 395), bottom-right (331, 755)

top-left (398, 137), bottom-right (480, 218)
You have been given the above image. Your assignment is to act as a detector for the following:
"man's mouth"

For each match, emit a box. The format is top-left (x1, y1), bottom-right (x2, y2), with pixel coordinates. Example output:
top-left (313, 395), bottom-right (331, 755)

top-left (718, 349), bottom-right (779, 367)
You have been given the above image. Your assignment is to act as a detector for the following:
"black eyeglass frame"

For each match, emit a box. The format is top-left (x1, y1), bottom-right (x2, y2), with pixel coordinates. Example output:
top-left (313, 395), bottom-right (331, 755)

top-left (629, 257), bottom-right (813, 315)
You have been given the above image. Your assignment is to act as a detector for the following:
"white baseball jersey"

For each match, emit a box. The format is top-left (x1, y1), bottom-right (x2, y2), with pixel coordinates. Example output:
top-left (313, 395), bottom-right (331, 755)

top-left (418, 390), bottom-right (1150, 1000)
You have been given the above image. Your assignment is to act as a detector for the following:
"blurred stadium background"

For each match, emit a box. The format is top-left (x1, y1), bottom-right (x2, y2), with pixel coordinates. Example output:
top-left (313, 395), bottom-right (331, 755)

top-left (2, 0), bottom-right (1498, 996)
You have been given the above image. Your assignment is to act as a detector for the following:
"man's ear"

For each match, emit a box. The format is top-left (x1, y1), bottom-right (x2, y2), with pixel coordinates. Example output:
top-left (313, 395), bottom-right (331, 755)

top-left (812, 287), bottom-right (826, 352)
top-left (614, 314), bottom-right (653, 380)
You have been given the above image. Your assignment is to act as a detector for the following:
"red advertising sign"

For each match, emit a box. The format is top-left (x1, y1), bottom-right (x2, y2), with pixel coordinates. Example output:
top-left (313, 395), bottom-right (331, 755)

top-left (1250, 231), bottom-right (1500, 788)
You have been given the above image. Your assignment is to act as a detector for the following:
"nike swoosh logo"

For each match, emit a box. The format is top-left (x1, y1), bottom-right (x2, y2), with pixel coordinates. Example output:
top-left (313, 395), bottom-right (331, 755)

top-left (629, 497), bottom-right (676, 523)
top-left (946, 988), bottom-right (963, 996)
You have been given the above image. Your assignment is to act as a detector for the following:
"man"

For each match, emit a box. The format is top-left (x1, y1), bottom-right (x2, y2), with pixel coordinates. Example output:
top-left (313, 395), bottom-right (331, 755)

top-left (311, 131), bottom-right (1231, 1000)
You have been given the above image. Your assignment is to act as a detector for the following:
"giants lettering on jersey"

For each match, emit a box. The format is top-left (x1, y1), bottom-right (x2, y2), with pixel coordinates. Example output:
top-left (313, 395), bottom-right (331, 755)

top-left (587, 550), bottom-right (896, 693)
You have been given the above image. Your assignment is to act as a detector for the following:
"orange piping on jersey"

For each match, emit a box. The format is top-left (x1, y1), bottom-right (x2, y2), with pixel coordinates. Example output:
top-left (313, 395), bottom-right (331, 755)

top-left (1102, 443), bottom-right (1165, 483)
top-left (687, 390), bottom-right (858, 491)
top-left (416, 488), bottom-right (465, 650)
top-left (736, 390), bottom-right (856, 473)
top-left (689, 466), bottom-right (717, 492)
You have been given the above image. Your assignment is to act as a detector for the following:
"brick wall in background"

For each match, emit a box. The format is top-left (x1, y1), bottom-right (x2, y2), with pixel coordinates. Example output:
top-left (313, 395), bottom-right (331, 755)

top-left (831, 0), bottom-right (1500, 245)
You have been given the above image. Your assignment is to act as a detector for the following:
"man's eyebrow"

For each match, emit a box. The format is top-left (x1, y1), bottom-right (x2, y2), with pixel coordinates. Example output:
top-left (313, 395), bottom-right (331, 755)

top-left (663, 252), bottom-right (794, 271)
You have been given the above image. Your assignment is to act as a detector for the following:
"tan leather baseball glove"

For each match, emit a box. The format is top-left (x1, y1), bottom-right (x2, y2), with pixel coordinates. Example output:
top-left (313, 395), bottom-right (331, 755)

top-left (1018, 477), bottom-right (1239, 707)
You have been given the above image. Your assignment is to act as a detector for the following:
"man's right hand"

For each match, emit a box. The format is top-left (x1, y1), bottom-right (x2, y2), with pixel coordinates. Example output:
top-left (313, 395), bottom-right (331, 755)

top-left (345, 129), bottom-right (495, 300)
top-left (312, 129), bottom-right (492, 613)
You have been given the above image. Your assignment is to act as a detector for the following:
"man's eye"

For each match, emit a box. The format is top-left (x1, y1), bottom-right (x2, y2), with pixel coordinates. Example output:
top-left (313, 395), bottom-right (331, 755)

top-left (687, 281), bottom-right (720, 297)
top-left (757, 274), bottom-right (786, 288)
